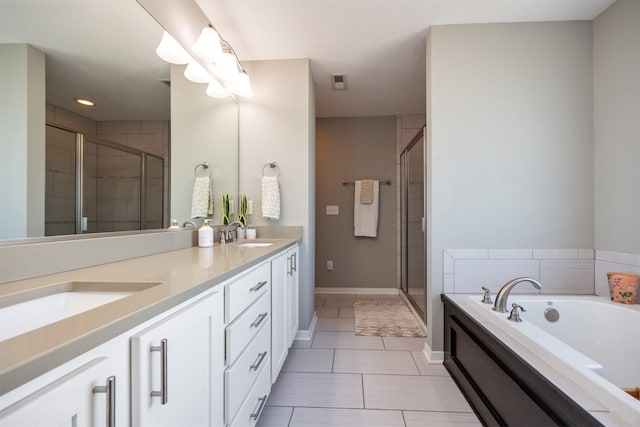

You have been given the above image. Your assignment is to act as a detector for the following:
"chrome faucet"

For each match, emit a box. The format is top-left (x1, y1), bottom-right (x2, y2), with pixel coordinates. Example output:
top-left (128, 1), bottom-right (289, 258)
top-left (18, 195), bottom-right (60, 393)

top-left (182, 221), bottom-right (198, 229)
top-left (492, 277), bottom-right (542, 313)
top-left (221, 221), bottom-right (244, 244)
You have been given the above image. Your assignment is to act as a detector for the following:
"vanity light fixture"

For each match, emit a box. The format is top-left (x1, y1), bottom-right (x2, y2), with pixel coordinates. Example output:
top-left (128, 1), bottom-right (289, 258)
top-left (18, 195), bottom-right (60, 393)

top-left (156, 31), bottom-right (191, 65)
top-left (184, 60), bottom-right (210, 84)
top-left (193, 26), bottom-right (224, 63)
top-left (74, 98), bottom-right (95, 107)
top-left (155, 24), bottom-right (252, 98)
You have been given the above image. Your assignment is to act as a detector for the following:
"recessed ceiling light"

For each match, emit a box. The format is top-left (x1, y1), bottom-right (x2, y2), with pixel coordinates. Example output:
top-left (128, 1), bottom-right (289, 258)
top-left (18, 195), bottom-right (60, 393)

top-left (74, 98), bottom-right (95, 107)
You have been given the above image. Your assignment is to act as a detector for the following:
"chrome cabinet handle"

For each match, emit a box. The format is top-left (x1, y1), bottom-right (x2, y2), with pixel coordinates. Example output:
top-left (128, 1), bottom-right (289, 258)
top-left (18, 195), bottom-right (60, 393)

top-left (250, 281), bottom-right (268, 292)
top-left (92, 375), bottom-right (116, 427)
top-left (250, 395), bottom-right (268, 420)
top-left (250, 352), bottom-right (268, 371)
top-left (292, 253), bottom-right (297, 272)
top-left (251, 313), bottom-right (268, 328)
top-left (286, 256), bottom-right (292, 276)
top-left (150, 338), bottom-right (168, 404)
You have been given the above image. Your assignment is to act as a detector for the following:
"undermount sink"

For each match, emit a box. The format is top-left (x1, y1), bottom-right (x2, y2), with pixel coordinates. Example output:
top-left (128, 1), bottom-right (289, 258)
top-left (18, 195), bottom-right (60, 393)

top-left (235, 242), bottom-right (274, 248)
top-left (0, 281), bottom-right (161, 342)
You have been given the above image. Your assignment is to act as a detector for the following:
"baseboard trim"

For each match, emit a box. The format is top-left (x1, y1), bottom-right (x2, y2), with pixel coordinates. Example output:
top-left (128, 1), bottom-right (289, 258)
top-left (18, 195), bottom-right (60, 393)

top-left (315, 287), bottom-right (400, 295)
top-left (294, 312), bottom-right (318, 342)
top-left (423, 342), bottom-right (444, 364)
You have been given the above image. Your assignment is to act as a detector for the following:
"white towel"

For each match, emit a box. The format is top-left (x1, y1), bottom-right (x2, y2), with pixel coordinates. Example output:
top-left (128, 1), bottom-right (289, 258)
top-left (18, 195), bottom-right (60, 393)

top-left (354, 179), bottom-right (379, 237)
top-left (262, 176), bottom-right (280, 220)
top-left (191, 176), bottom-right (214, 218)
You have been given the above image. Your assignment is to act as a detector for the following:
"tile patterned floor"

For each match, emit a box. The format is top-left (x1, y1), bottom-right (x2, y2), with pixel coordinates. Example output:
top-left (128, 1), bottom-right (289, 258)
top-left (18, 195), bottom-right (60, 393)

top-left (257, 294), bottom-right (481, 427)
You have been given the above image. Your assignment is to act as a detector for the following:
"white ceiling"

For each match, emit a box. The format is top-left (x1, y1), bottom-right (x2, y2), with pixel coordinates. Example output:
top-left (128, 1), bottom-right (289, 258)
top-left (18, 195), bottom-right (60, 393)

top-left (0, 0), bottom-right (614, 121)
top-left (195, 0), bottom-right (614, 118)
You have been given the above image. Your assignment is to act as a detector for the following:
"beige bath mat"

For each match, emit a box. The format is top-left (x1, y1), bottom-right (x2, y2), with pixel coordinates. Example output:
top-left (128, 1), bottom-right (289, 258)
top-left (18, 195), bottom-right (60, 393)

top-left (354, 298), bottom-right (426, 337)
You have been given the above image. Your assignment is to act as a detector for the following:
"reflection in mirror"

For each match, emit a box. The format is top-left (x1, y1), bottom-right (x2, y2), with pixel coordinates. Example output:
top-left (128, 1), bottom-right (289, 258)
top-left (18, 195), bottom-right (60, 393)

top-left (0, 0), bottom-right (239, 242)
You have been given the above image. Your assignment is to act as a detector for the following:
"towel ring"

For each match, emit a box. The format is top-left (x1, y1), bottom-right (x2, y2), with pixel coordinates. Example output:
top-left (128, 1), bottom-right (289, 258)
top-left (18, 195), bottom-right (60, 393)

top-left (262, 161), bottom-right (280, 178)
top-left (194, 162), bottom-right (211, 177)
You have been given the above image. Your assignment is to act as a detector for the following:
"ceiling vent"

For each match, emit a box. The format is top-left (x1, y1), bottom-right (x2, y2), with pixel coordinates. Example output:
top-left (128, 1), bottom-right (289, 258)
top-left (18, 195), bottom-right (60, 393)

top-left (331, 73), bottom-right (347, 90)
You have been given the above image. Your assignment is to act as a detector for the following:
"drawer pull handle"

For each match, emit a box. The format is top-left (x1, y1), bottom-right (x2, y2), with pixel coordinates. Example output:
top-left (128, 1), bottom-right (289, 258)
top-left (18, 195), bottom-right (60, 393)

top-left (92, 375), bottom-right (116, 427)
top-left (292, 253), bottom-right (297, 272)
top-left (250, 351), bottom-right (268, 371)
top-left (150, 338), bottom-right (168, 405)
top-left (251, 313), bottom-right (268, 328)
top-left (250, 280), bottom-right (268, 292)
top-left (250, 395), bottom-right (268, 420)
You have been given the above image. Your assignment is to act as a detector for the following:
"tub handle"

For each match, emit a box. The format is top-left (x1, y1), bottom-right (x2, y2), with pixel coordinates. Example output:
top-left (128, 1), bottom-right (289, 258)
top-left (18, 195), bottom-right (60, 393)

top-left (508, 303), bottom-right (526, 322)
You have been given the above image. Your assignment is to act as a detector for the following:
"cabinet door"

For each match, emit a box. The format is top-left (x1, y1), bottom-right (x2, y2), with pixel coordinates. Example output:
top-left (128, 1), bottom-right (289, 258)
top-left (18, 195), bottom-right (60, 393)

top-left (270, 251), bottom-right (289, 383)
top-left (0, 357), bottom-right (114, 427)
top-left (131, 290), bottom-right (224, 427)
top-left (287, 246), bottom-right (300, 347)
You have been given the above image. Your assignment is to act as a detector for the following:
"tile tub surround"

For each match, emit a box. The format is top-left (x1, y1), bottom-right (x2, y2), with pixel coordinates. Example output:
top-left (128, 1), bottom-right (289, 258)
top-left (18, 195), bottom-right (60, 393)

top-left (0, 237), bottom-right (299, 395)
top-left (443, 248), bottom-right (596, 295)
top-left (259, 294), bottom-right (480, 427)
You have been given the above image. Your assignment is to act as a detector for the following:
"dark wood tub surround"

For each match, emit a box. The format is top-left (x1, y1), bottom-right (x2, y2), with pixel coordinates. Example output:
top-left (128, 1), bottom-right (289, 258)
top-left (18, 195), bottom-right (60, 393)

top-left (442, 294), bottom-right (603, 427)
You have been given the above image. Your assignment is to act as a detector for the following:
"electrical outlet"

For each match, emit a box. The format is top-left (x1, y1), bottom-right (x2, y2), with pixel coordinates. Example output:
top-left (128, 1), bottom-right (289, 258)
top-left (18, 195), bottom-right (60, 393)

top-left (229, 199), bottom-right (235, 214)
top-left (247, 200), bottom-right (253, 215)
top-left (326, 260), bottom-right (333, 271)
top-left (326, 205), bottom-right (339, 215)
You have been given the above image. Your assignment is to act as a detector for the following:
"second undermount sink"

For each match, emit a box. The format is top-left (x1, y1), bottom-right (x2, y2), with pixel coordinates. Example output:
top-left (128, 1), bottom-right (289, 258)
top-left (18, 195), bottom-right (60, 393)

top-left (235, 242), bottom-right (274, 248)
top-left (0, 281), bottom-right (161, 342)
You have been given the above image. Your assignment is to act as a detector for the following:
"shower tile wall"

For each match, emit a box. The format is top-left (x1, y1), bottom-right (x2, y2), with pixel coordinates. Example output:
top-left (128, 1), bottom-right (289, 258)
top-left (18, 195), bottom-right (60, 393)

top-left (45, 126), bottom-right (76, 236)
top-left (395, 115), bottom-right (426, 288)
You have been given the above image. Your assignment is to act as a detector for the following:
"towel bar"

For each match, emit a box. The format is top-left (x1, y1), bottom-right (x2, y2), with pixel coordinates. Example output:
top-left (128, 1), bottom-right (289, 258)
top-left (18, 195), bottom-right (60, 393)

top-left (342, 179), bottom-right (392, 186)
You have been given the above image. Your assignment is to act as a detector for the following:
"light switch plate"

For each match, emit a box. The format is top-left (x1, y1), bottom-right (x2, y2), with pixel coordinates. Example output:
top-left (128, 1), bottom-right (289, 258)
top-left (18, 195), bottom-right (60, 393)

top-left (326, 205), bottom-right (339, 215)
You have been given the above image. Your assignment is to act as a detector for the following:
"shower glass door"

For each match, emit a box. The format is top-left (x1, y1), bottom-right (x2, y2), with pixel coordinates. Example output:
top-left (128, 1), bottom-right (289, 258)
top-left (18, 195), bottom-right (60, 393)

top-left (401, 129), bottom-right (426, 318)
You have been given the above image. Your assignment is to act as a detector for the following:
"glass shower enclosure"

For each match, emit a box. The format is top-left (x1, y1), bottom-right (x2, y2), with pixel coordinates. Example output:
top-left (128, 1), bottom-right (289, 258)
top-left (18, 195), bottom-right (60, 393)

top-left (400, 127), bottom-right (426, 320)
top-left (45, 124), bottom-right (164, 236)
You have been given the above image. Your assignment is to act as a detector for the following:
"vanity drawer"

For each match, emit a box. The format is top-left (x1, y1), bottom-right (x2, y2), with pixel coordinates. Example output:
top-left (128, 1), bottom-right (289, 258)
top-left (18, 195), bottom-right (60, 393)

top-left (225, 262), bottom-right (271, 323)
top-left (226, 291), bottom-right (271, 364)
top-left (225, 322), bottom-right (270, 423)
top-left (228, 357), bottom-right (272, 427)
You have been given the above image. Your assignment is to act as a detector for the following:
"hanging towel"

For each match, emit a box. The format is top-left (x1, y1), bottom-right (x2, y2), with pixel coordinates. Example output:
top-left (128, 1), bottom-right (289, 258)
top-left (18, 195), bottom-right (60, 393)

top-left (191, 176), bottom-right (214, 219)
top-left (354, 179), bottom-right (379, 237)
top-left (359, 179), bottom-right (375, 204)
top-left (262, 175), bottom-right (280, 220)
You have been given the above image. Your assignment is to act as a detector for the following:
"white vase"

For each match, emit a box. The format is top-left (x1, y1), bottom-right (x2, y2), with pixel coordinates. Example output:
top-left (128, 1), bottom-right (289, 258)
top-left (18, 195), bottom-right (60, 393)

top-left (246, 228), bottom-right (257, 240)
top-left (236, 228), bottom-right (246, 240)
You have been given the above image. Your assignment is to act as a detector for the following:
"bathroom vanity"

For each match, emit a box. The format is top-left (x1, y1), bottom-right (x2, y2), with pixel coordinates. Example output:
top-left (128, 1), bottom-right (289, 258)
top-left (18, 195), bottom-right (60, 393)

top-left (0, 238), bottom-right (300, 426)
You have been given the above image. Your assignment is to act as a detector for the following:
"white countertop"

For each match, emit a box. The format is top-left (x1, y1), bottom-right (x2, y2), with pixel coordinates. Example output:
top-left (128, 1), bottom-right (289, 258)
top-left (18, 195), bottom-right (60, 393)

top-left (0, 238), bottom-right (298, 396)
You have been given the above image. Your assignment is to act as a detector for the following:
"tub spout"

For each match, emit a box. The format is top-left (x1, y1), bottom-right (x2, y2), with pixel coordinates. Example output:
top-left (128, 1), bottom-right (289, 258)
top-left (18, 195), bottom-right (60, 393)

top-left (493, 277), bottom-right (542, 313)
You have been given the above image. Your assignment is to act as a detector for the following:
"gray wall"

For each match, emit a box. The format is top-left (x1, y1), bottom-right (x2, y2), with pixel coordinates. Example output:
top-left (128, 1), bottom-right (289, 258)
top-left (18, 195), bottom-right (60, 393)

top-left (238, 59), bottom-right (316, 331)
top-left (426, 21), bottom-right (594, 353)
top-left (593, 0), bottom-right (640, 254)
top-left (315, 117), bottom-right (397, 289)
top-left (0, 44), bottom-right (45, 239)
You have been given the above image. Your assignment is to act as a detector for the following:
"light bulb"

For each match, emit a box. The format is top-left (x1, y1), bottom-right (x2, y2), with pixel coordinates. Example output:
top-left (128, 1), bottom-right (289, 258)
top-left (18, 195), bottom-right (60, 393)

top-left (193, 27), bottom-right (224, 63)
top-left (229, 72), bottom-right (253, 97)
top-left (184, 60), bottom-right (210, 84)
top-left (156, 31), bottom-right (190, 65)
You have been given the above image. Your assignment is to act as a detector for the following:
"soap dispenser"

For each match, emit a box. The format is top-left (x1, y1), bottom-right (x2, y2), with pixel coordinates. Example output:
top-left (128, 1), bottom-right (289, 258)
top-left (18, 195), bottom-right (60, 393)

top-left (198, 219), bottom-right (214, 248)
top-left (168, 219), bottom-right (180, 230)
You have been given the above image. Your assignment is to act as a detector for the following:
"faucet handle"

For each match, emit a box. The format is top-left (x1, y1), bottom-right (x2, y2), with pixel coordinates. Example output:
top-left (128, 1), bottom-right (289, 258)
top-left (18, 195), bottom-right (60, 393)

top-left (481, 286), bottom-right (493, 304)
top-left (508, 303), bottom-right (526, 322)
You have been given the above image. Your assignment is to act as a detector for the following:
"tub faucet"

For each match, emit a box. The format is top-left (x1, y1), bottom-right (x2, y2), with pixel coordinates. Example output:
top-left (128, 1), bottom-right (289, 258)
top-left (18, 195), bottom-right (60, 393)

top-left (182, 221), bottom-right (198, 229)
top-left (493, 277), bottom-right (542, 313)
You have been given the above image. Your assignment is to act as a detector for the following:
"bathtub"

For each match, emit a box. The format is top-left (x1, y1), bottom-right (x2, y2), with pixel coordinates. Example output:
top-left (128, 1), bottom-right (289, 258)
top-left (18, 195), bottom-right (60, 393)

top-left (463, 295), bottom-right (640, 425)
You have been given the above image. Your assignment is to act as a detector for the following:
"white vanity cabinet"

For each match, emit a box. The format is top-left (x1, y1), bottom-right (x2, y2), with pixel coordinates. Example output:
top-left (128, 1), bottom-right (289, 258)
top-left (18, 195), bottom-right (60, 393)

top-left (224, 262), bottom-right (272, 426)
top-left (131, 289), bottom-right (224, 427)
top-left (0, 357), bottom-right (118, 427)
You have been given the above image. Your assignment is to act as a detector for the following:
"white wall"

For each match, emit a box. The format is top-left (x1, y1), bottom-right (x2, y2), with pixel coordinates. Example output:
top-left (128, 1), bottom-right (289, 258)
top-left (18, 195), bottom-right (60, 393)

top-left (426, 21), bottom-right (594, 353)
top-left (238, 59), bottom-right (316, 330)
top-left (593, 0), bottom-right (640, 255)
top-left (0, 44), bottom-right (45, 239)
top-left (170, 64), bottom-right (239, 226)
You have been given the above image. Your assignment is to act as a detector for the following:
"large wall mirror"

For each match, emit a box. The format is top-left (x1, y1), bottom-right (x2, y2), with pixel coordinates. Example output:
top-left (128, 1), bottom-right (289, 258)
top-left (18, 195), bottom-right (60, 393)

top-left (0, 0), bottom-right (238, 243)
